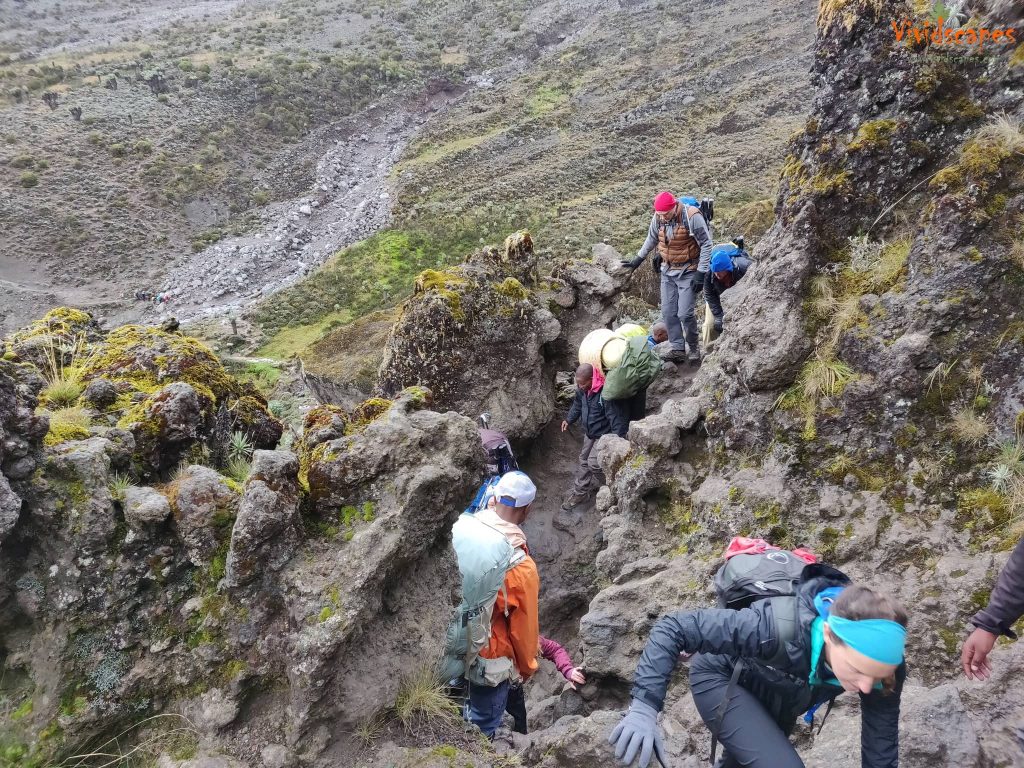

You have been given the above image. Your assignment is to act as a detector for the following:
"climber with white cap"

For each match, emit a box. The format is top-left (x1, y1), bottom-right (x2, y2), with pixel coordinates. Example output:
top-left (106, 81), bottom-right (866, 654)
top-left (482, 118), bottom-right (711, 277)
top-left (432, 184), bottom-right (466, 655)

top-left (465, 470), bottom-right (542, 738)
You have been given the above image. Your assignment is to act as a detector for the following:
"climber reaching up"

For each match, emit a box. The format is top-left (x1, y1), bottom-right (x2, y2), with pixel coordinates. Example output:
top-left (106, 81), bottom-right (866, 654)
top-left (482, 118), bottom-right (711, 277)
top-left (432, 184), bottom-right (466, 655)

top-left (704, 242), bottom-right (752, 337)
top-left (609, 560), bottom-right (907, 768)
top-left (505, 634), bottom-right (586, 734)
top-left (962, 536), bottom-right (1024, 681)
top-left (620, 192), bottom-right (712, 366)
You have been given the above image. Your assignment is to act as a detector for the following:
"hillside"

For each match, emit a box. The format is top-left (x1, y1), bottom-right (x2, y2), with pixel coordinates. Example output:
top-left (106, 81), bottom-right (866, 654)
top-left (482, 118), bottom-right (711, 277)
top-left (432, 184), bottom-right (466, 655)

top-left (2, 1), bottom-right (1024, 768)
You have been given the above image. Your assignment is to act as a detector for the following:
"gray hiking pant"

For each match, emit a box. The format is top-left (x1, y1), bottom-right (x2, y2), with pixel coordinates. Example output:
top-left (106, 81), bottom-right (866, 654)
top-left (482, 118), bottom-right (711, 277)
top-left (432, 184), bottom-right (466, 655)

top-left (661, 269), bottom-right (700, 353)
top-left (689, 653), bottom-right (804, 768)
top-left (571, 435), bottom-right (604, 496)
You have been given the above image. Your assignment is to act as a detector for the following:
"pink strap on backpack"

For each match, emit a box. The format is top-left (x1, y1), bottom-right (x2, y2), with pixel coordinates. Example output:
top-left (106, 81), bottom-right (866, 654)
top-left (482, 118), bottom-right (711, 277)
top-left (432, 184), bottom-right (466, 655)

top-left (791, 548), bottom-right (819, 564)
top-left (723, 537), bottom-right (777, 560)
top-left (723, 537), bottom-right (819, 564)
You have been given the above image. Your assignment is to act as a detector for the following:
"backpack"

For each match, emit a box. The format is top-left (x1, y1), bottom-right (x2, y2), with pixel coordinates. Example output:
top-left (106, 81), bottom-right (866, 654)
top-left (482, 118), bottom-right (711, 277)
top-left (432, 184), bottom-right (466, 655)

top-left (439, 513), bottom-right (527, 688)
top-left (678, 195), bottom-right (714, 225)
top-left (707, 538), bottom-right (820, 765)
top-left (464, 475), bottom-right (501, 515)
top-left (602, 335), bottom-right (662, 400)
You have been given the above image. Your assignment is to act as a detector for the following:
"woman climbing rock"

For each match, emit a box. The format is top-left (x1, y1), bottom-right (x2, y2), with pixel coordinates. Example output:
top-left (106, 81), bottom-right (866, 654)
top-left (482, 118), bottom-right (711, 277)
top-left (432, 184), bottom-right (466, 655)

top-left (609, 568), bottom-right (907, 768)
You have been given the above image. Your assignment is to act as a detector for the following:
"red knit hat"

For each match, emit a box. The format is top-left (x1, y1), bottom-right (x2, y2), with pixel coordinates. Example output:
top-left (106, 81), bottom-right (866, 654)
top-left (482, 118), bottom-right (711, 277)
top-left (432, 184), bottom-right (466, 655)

top-left (653, 191), bottom-right (676, 212)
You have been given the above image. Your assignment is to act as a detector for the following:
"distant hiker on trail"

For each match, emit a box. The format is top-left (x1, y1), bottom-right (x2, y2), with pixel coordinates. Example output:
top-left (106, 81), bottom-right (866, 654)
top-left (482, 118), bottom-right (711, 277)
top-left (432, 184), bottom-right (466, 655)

top-left (609, 554), bottom-right (907, 768)
top-left (621, 191), bottom-right (713, 366)
top-left (463, 471), bottom-right (541, 738)
top-left (505, 635), bottom-right (586, 734)
top-left (647, 321), bottom-right (668, 349)
top-left (962, 536), bottom-right (1024, 681)
top-left (464, 416), bottom-right (520, 514)
top-left (704, 241), bottom-right (752, 337)
top-left (561, 363), bottom-right (627, 510)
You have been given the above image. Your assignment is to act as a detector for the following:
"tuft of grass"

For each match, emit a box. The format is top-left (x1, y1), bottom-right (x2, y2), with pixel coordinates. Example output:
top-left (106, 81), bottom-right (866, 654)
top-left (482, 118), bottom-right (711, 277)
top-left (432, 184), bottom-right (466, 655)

top-left (393, 666), bottom-right (460, 734)
top-left (924, 359), bottom-right (958, 398)
top-left (950, 408), bottom-right (990, 445)
top-left (775, 356), bottom-right (855, 441)
top-left (225, 456), bottom-right (252, 485)
top-left (42, 379), bottom-right (83, 408)
top-left (40, 333), bottom-right (92, 407)
top-left (109, 472), bottom-right (136, 501)
top-left (44, 405), bottom-right (92, 446)
top-left (354, 711), bottom-right (387, 748)
top-left (1012, 241), bottom-right (1024, 271)
top-left (54, 713), bottom-right (199, 767)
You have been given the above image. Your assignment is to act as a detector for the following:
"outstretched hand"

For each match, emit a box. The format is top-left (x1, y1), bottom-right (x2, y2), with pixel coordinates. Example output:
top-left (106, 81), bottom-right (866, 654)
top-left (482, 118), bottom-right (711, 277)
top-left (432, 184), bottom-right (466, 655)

top-left (608, 699), bottom-right (668, 768)
top-left (962, 627), bottom-right (997, 680)
top-left (567, 667), bottom-right (586, 690)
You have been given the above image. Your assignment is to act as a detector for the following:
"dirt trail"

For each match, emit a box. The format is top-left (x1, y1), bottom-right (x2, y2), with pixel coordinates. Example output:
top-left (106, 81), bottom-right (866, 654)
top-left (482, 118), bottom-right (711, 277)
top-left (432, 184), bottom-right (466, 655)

top-left (516, 361), bottom-right (699, 706)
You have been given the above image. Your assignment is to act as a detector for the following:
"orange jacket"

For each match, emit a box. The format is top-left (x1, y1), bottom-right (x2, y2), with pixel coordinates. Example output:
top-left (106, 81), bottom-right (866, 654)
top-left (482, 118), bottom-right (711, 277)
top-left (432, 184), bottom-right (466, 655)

top-left (480, 553), bottom-right (540, 680)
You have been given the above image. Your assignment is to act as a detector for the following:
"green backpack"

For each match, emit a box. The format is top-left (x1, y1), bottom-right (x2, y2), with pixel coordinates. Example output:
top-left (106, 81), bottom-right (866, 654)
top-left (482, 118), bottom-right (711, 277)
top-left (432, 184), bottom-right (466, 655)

top-left (602, 335), bottom-right (662, 400)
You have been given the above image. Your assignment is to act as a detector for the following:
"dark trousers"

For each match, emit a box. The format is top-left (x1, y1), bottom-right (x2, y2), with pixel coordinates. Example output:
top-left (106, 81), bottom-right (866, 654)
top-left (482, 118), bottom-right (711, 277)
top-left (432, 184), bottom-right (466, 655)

top-left (505, 682), bottom-right (528, 734)
top-left (689, 653), bottom-right (804, 768)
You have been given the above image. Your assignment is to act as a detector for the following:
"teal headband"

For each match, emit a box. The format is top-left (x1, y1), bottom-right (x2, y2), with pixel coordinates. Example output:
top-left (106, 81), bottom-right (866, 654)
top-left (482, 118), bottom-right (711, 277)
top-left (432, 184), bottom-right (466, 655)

top-left (827, 616), bottom-right (906, 666)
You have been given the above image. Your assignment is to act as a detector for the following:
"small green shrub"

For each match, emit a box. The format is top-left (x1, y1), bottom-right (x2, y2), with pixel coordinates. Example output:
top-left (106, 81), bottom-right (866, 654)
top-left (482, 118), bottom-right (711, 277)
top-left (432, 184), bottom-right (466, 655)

top-left (19, 171), bottom-right (38, 188)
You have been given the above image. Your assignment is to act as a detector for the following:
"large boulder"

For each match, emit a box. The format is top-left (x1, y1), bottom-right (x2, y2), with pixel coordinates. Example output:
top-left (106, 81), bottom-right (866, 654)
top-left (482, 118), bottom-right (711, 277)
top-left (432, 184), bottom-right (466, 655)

top-left (288, 394), bottom-right (483, 750)
top-left (376, 232), bottom-right (561, 441)
top-left (224, 450), bottom-right (301, 588)
top-left (65, 323), bottom-right (283, 477)
top-left (122, 485), bottom-right (172, 529)
top-left (168, 465), bottom-right (240, 566)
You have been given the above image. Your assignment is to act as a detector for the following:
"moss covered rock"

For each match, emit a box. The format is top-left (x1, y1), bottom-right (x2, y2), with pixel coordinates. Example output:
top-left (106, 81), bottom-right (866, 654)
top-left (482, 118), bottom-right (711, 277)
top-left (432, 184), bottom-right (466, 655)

top-left (376, 232), bottom-right (560, 440)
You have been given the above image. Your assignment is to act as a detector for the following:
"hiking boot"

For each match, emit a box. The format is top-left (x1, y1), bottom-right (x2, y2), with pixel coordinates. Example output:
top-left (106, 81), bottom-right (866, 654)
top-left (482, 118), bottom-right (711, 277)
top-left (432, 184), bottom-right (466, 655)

top-left (658, 348), bottom-right (688, 363)
top-left (561, 490), bottom-right (591, 511)
top-left (687, 347), bottom-right (702, 366)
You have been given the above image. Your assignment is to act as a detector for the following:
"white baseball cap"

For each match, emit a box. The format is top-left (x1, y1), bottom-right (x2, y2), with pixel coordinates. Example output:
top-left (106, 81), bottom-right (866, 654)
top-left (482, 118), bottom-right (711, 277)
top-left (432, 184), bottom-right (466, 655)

top-left (492, 471), bottom-right (537, 508)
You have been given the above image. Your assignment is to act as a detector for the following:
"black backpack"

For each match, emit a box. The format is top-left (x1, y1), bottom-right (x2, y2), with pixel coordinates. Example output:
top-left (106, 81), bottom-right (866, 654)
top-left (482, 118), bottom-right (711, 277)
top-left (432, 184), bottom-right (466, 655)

top-left (707, 543), bottom-right (819, 765)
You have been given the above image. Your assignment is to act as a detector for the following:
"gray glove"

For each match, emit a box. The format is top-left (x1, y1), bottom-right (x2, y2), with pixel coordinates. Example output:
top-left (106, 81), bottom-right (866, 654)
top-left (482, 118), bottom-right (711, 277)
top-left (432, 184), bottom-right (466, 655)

top-left (608, 698), bottom-right (668, 767)
top-left (620, 255), bottom-right (644, 271)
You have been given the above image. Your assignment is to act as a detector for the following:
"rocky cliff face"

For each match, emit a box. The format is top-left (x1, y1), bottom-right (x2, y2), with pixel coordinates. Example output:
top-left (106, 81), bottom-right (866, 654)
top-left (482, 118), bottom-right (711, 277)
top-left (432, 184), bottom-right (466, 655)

top-left (561, 1), bottom-right (1024, 766)
top-left (0, 318), bottom-right (485, 766)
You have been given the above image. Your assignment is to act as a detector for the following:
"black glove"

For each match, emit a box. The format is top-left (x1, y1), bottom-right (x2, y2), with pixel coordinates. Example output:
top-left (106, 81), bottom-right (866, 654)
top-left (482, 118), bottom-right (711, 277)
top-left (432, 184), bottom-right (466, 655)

top-left (692, 270), bottom-right (706, 293)
top-left (620, 256), bottom-right (644, 271)
top-left (652, 254), bottom-right (663, 274)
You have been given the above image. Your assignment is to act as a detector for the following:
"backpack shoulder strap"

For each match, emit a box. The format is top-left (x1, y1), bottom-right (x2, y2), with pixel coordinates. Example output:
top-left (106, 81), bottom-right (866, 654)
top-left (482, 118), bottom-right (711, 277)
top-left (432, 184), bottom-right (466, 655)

top-left (764, 595), bottom-right (800, 669)
top-left (682, 204), bottom-right (701, 234)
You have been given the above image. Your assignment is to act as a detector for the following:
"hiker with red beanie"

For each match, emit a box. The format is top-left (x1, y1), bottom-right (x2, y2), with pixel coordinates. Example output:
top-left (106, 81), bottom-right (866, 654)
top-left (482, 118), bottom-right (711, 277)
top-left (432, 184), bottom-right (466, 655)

top-left (621, 191), bottom-right (713, 365)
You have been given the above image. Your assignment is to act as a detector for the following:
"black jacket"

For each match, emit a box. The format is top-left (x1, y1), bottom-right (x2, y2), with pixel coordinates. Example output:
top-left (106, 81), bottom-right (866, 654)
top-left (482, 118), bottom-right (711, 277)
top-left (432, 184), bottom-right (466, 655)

top-left (704, 255), bottom-right (752, 319)
top-left (971, 537), bottom-right (1024, 637)
top-left (631, 565), bottom-right (904, 768)
top-left (566, 386), bottom-right (627, 439)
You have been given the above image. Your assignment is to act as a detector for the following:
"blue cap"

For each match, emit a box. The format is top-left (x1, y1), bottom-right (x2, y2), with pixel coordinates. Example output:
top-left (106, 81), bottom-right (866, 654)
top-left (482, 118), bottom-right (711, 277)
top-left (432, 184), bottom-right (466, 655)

top-left (710, 246), bottom-right (735, 273)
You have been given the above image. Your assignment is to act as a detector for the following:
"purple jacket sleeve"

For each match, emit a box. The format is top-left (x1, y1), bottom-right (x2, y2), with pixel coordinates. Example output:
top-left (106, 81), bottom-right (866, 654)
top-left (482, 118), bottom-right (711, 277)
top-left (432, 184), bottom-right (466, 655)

top-left (539, 636), bottom-right (576, 679)
top-left (971, 537), bottom-right (1024, 638)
